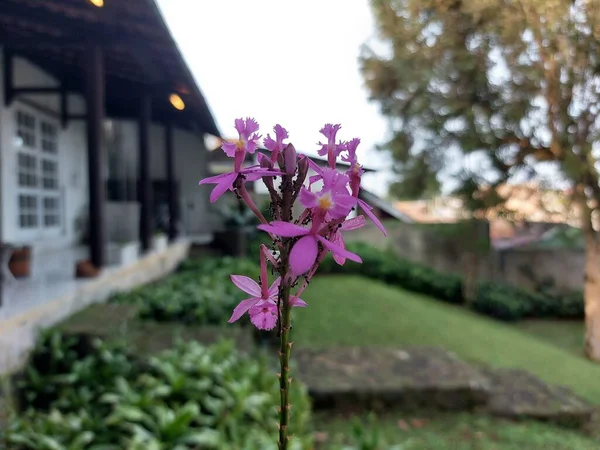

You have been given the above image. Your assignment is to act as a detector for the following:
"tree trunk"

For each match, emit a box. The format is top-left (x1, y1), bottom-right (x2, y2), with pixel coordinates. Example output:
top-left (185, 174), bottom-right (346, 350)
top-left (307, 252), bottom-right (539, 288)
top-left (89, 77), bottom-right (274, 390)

top-left (584, 231), bottom-right (600, 361)
top-left (461, 251), bottom-right (479, 305)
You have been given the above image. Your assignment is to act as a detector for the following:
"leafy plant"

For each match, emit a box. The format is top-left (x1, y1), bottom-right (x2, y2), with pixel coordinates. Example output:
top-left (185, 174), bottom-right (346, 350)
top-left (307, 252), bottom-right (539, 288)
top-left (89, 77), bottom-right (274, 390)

top-left (4, 334), bottom-right (313, 450)
top-left (110, 257), bottom-right (260, 325)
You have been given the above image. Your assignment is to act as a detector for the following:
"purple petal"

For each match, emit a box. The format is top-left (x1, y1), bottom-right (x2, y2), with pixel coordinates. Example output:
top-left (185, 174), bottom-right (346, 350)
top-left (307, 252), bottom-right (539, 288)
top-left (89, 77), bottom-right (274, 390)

top-left (274, 124), bottom-right (289, 141)
top-left (290, 235), bottom-right (319, 275)
top-left (330, 231), bottom-right (347, 266)
top-left (199, 172), bottom-right (234, 186)
top-left (290, 296), bottom-right (307, 307)
top-left (221, 141), bottom-right (237, 158)
top-left (330, 194), bottom-right (357, 218)
top-left (299, 188), bottom-right (318, 209)
top-left (249, 301), bottom-right (278, 330)
top-left (234, 118), bottom-right (246, 134)
top-left (341, 215), bottom-right (366, 231)
top-left (209, 173), bottom-right (238, 203)
top-left (268, 277), bottom-right (281, 298)
top-left (257, 221), bottom-right (309, 237)
top-left (358, 199), bottom-right (387, 236)
top-left (228, 298), bottom-right (260, 323)
top-left (230, 275), bottom-right (262, 296)
top-left (317, 236), bottom-right (362, 264)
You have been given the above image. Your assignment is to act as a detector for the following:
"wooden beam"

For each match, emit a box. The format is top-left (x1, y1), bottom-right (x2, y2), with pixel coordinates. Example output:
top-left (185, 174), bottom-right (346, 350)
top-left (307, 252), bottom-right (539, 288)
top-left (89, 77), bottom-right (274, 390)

top-left (3, 49), bottom-right (14, 106)
top-left (165, 123), bottom-right (178, 241)
top-left (138, 93), bottom-right (153, 252)
top-left (85, 46), bottom-right (107, 268)
top-left (60, 85), bottom-right (68, 129)
top-left (11, 86), bottom-right (69, 95)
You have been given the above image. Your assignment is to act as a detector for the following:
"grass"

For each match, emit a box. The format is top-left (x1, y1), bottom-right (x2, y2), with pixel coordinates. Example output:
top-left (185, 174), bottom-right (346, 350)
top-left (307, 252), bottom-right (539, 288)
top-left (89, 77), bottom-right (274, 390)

top-left (316, 412), bottom-right (600, 449)
top-left (295, 275), bottom-right (600, 403)
top-left (514, 319), bottom-right (585, 356)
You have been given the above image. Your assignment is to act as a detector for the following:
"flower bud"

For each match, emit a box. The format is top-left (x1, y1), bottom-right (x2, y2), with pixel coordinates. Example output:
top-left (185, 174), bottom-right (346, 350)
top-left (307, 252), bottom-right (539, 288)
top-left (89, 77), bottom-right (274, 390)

top-left (297, 155), bottom-right (309, 180)
top-left (283, 143), bottom-right (297, 175)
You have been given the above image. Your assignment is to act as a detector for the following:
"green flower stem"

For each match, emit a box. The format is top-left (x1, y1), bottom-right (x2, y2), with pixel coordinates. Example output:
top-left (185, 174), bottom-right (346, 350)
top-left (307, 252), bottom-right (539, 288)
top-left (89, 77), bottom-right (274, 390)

top-left (278, 279), bottom-right (292, 450)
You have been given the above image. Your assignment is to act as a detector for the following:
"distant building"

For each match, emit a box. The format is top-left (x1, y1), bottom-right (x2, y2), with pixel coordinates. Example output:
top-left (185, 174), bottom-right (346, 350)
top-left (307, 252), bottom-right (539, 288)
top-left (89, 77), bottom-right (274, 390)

top-left (394, 183), bottom-right (578, 249)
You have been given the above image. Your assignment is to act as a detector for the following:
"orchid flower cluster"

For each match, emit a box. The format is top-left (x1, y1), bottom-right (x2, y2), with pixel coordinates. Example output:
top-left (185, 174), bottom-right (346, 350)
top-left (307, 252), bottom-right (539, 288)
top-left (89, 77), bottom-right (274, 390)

top-left (199, 118), bottom-right (386, 449)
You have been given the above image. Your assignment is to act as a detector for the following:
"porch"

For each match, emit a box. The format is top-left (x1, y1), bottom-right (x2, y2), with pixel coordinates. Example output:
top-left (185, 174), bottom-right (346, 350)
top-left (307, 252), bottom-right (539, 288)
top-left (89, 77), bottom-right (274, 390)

top-left (0, 239), bottom-right (191, 374)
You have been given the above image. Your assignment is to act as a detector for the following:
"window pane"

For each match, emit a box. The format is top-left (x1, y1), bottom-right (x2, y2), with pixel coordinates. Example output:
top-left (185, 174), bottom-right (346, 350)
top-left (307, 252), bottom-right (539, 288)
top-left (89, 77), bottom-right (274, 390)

top-left (16, 111), bottom-right (36, 149)
top-left (42, 196), bottom-right (60, 228)
top-left (41, 121), bottom-right (58, 154)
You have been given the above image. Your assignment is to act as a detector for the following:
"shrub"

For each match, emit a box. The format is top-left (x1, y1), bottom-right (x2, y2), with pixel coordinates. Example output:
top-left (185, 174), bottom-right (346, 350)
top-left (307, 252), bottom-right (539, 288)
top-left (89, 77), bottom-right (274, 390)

top-left (319, 241), bottom-right (583, 321)
top-left (110, 257), bottom-right (260, 326)
top-left (472, 282), bottom-right (534, 321)
top-left (4, 332), bottom-right (312, 450)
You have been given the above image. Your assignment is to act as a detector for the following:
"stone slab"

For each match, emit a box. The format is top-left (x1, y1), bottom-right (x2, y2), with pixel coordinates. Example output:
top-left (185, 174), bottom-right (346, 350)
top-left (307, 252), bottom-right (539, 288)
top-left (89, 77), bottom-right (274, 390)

top-left (484, 368), bottom-right (594, 428)
top-left (295, 347), bottom-right (491, 411)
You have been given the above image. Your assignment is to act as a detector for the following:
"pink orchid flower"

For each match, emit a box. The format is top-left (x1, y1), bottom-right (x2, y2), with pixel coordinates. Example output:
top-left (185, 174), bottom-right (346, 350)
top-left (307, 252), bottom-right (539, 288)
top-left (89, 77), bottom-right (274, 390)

top-left (200, 118), bottom-right (279, 203)
top-left (258, 221), bottom-right (362, 275)
top-left (200, 166), bottom-right (280, 203)
top-left (342, 138), bottom-right (365, 196)
top-left (228, 245), bottom-right (306, 329)
top-left (264, 124), bottom-right (289, 162)
top-left (222, 117), bottom-right (262, 171)
top-left (299, 168), bottom-right (356, 220)
top-left (317, 123), bottom-right (345, 169)
top-left (309, 144), bottom-right (387, 236)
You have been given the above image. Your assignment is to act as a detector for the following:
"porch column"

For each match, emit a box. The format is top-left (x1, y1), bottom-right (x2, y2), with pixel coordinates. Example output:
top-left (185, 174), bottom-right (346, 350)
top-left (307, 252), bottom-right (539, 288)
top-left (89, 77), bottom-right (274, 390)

top-left (85, 46), bottom-right (107, 267)
top-left (165, 123), bottom-right (178, 241)
top-left (139, 93), bottom-right (153, 252)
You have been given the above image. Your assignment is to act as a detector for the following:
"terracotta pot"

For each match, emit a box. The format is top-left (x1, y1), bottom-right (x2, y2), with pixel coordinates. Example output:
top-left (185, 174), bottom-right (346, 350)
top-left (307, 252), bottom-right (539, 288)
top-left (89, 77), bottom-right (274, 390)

top-left (75, 260), bottom-right (100, 278)
top-left (9, 247), bottom-right (32, 278)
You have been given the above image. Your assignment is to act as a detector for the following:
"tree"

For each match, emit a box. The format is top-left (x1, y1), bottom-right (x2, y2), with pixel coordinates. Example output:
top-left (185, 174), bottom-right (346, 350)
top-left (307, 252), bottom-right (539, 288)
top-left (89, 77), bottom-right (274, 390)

top-left (361, 0), bottom-right (600, 360)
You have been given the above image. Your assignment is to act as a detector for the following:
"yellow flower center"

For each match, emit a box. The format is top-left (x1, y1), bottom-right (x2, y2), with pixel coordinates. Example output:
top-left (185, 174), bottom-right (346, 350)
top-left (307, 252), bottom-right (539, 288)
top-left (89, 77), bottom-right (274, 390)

top-left (235, 139), bottom-right (245, 150)
top-left (318, 194), bottom-right (333, 210)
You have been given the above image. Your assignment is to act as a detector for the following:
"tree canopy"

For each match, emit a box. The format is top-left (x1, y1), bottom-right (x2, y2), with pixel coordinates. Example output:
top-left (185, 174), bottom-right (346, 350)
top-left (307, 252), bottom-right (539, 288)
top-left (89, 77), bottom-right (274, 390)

top-left (362, 0), bottom-right (600, 210)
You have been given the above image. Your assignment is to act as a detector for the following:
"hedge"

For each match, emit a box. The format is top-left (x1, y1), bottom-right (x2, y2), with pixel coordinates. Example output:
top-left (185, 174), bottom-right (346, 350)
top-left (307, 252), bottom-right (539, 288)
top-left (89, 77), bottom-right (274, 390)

top-left (319, 241), bottom-right (584, 322)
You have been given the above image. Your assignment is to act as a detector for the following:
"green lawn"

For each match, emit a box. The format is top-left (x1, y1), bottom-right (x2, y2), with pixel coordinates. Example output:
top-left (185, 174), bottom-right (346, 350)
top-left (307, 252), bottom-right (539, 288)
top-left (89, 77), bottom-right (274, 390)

top-left (295, 275), bottom-right (600, 403)
top-left (317, 412), bottom-right (600, 450)
top-left (514, 319), bottom-right (585, 356)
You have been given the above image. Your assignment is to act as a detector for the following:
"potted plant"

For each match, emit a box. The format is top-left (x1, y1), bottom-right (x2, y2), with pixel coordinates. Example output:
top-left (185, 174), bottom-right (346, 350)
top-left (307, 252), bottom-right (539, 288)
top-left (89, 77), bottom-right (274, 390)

top-left (9, 245), bottom-right (32, 278)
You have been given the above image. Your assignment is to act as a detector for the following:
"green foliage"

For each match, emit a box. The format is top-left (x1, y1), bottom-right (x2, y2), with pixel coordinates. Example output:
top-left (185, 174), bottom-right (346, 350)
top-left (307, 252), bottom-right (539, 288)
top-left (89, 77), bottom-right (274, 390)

top-left (111, 257), bottom-right (260, 325)
top-left (4, 333), bottom-right (312, 450)
top-left (320, 241), bottom-right (583, 321)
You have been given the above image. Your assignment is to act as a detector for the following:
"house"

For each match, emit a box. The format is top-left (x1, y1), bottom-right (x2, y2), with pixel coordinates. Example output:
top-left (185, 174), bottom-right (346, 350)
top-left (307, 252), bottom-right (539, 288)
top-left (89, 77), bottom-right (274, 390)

top-left (0, 0), bottom-right (220, 372)
top-left (394, 183), bottom-right (578, 249)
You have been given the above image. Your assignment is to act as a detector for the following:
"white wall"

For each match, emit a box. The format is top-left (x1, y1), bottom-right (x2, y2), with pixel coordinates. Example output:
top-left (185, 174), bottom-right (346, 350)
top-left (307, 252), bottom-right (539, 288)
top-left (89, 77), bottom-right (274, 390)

top-left (0, 53), bottom-right (88, 252)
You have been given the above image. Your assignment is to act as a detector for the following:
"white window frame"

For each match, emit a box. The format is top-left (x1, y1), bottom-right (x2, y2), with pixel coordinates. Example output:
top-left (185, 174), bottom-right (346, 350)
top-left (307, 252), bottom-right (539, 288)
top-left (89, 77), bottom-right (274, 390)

top-left (14, 105), bottom-right (62, 239)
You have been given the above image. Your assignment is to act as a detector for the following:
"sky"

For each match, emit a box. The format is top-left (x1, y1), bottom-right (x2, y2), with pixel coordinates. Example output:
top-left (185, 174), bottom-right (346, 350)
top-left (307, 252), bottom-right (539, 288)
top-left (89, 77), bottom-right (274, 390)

top-left (156, 0), bottom-right (395, 196)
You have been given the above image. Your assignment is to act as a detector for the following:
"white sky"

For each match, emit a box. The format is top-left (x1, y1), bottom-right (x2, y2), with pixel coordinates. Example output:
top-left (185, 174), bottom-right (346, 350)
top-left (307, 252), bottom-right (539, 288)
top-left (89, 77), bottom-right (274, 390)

top-left (157, 0), bottom-right (394, 196)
